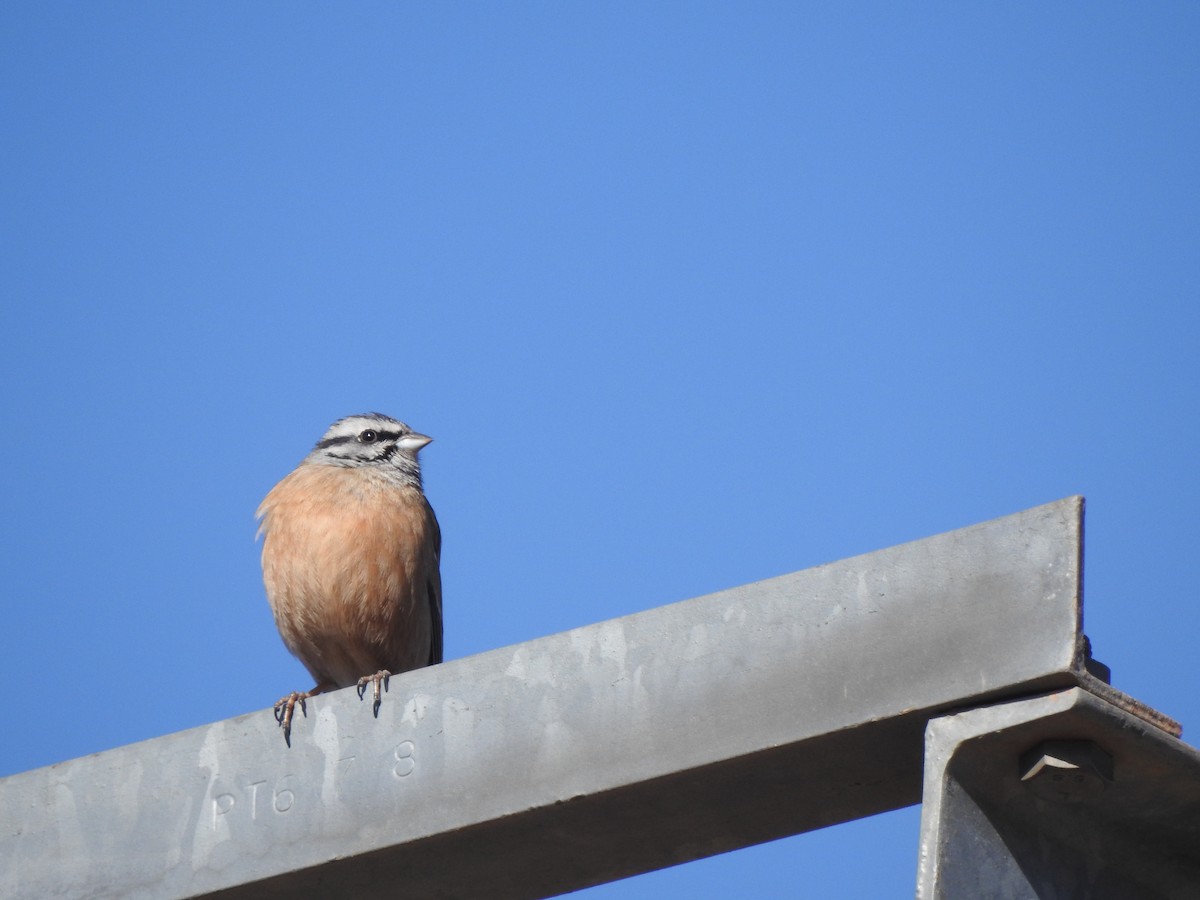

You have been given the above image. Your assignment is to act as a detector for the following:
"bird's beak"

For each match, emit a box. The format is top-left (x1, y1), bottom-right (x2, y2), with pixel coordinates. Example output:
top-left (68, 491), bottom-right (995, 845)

top-left (398, 432), bottom-right (433, 452)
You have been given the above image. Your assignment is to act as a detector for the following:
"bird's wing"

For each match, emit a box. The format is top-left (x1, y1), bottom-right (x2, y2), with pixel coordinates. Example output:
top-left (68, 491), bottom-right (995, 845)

top-left (426, 498), bottom-right (444, 666)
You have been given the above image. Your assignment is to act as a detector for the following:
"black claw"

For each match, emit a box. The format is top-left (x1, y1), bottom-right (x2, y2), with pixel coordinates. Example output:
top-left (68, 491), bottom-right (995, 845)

top-left (374, 675), bottom-right (388, 716)
top-left (355, 672), bottom-right (393, 718)
top-left (273, 693), bottom-right (308, 746)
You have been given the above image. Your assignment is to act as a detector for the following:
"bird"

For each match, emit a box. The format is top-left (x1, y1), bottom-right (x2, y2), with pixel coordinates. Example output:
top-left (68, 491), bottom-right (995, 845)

top-left (256, 413), bottom-right (443, 745)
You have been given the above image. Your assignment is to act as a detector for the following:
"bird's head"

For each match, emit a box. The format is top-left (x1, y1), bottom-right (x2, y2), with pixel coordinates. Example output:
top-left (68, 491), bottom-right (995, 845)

top-left (305, 412), bottom-right (432, 487)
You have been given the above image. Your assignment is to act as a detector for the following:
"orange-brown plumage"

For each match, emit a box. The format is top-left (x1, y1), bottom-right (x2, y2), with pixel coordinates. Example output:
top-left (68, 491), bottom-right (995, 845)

top-left (257, 413), bottom-right (442, 744)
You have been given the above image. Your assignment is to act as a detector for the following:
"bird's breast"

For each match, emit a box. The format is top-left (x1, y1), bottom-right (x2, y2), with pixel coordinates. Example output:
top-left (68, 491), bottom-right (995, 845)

top-left (258, 465), bottom-right (438, 685)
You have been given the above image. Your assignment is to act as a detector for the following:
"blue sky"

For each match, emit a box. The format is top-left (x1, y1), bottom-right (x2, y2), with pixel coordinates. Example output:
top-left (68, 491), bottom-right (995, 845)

top-left (2, 4), bottom-right (1197, 896)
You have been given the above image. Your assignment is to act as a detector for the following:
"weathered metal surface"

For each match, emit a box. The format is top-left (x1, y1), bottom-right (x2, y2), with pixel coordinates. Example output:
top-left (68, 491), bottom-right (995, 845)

top-left (0, 496), bottom-right (1158, 899)
top-left (918, 688), bottom-right (1200, 900)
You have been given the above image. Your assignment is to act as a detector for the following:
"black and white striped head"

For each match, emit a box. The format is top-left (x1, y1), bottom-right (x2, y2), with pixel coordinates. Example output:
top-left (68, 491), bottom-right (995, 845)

top-left (304, 413), bottom-right (432, 486)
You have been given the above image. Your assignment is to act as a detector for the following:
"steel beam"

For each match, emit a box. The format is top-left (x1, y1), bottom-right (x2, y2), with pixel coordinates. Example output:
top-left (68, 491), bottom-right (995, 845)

top-left (0, 497), bottom-right (1177, 898)
top-left (917, 688), bottom-right (1200, 899)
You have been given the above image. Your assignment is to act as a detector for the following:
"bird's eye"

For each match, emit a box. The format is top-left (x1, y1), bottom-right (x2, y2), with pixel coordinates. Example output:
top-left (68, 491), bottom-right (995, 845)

top-left (359, 429), bottom-right (378, 443)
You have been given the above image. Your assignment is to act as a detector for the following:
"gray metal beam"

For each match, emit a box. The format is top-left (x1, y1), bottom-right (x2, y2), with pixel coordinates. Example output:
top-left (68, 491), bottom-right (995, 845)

top-left (917, 688), bottom-right (1200, 899)
top-left (0, 497), bottom-right (1178, 899)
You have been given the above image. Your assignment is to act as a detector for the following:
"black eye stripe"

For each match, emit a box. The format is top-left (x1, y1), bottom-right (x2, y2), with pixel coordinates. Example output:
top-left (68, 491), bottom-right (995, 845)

top-left (314, 430), bottom-right (403, 451)
top-left (314, 435), bottom-right (353, 450)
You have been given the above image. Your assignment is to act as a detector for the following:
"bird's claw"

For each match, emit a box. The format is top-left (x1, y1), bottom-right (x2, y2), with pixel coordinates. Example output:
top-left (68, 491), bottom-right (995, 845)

top-left (356, 670), bottom-right (391, 717)
top-left (273, 691), bottom-right (308, 747)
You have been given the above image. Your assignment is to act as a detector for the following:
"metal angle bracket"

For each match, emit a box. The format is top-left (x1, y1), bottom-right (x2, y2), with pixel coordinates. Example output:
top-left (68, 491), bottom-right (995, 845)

top-left (917, 688), bottom-right (1200, 900)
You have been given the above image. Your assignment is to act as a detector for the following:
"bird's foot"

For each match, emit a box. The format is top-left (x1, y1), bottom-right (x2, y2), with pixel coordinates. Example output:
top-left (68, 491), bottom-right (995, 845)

top-left (356, 670), bottom-right (392, 717)
top-left (273, 691), bottom-right (311, 747)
